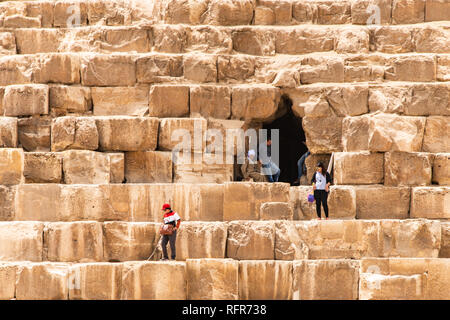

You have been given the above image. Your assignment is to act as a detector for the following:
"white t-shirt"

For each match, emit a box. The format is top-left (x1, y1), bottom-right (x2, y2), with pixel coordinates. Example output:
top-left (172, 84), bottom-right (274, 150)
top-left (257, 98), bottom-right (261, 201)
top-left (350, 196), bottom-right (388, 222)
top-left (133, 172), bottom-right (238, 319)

top-left (314, 172), bottom-right (327, 190)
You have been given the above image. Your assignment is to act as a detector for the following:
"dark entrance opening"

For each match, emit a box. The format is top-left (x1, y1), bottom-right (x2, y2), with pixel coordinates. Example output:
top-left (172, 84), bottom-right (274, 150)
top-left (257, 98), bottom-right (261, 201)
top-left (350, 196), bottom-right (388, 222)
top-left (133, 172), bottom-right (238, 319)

top-left (263, 95), bottom-right (307, 184)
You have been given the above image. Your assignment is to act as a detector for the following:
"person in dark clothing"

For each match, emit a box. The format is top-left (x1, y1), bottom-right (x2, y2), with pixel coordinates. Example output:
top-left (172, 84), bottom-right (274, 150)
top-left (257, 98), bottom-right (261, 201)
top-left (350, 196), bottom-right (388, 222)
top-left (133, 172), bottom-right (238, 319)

top-left (161, 203), bottom-right (181, 261)
top-left (311, 162), bottom-right (332, 220)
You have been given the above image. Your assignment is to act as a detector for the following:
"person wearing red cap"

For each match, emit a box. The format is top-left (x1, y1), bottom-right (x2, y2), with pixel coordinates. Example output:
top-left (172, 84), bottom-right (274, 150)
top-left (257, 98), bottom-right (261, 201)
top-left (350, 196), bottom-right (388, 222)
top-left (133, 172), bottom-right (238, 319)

top-left (161, 204), bottom-right (181, 261)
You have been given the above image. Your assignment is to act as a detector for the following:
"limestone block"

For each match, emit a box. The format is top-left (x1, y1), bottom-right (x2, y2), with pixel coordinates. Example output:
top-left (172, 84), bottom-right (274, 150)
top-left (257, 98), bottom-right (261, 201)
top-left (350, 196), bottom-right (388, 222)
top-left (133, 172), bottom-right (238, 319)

top-left (86, 0), bottom-right (132, 26)
top-left (301, 56), bottom-right (344, 84)
top-left (44, 222), bottom-right (103, 262)
top-left (303, 116), bottom-right (343, 153)
top-left (0, 148), bottom-right (24, 185)
top-left (292, 1), bottom-right (314, 22)
top-left (254, 0), bottom-right (292, 25)
top-left (274, 220), bottom-right (309, 260)
top-left (414, 25), bottom-right (450, 53)
top-left (0, 55), bottom-right (34, 86)
top-left (14, 29), bottom-right (60, 54)
top-left (217, 55), bottom-right (256, 82)
top-left (275, 27), bottom-right (333, 55)
top-left (190, 86), bottom-right (231, 119)
top-left (335, 27), bottom-right (370, 54)
top-left (187, 26), bottom-right (233, 54)
top-left (158, 118), bottom-right (206, 152)
top-left (438, 55), bottom-right (450, 81)
top-left (107, 152), bottom-right (124, 183)
top-left (53, 0), bottom-right (88, 27)
top-left (293, 260), bottom-right (359, 300)
top-left (351, 0), bottom-right (392, 24)
top-left (135, 54), bottom-right (183, 83)
top-left (103, 222), bottom-right (159, 262)
top-left (0, 32), bottom-right (16, 55)
top-left (344, 54), bottom-right (386, 82)
top-left (81, 54), bottom-right (136, 86)
top-left (373, 26), bottom-right (413, 53)
top-left (95, 116), bottom-right (159, 151)
top-left (392, 0), bottom-right (425, 23)
top-left (411, 187), bottom-right (450, 219)
top-left (0, 263), bottom-right (16, 300)
top-left (440, 223), bottom-right (450, 257)
top-left (4, 15), bottom-right (41, 28)
top-left (16, 263), bottom-right (69, 300)
top-left (334, 152), bottom-right (384, 184)
top-left (425, 0), bottom-right (450, 21)
top-left (204, 0), bottom-right (255, 25)
top-left (92, 86), bottom-right (148, 116)
top-left (359, 258), bottom-right (450, 299)
top-left (25, 1), bottom-right (54, 27)
top-left (175, 222), bottom-right (227, 260)
top-left (24, 152), bottom-right (62, 183)
top-left (18, 116), bottom-right (51, 151)
top-left (3, 84), bottom-right (48, 117)
top-left (0, 222), bottom-right (43, 261)
top-left (315, 0), bottom-right (352, 24)
top-left (34, 53), bottom-right (81, 84)
top-left (0, 117), bottom-right (17, 148)
top-left (260, 202), bottom-right (293, 220)
top-left (231, 86), bottom-right (280, 121)
top-left (186, 259), bottom-right (238, 300)
top-left (0, 186), bottom-right (16, 221)
top-left (384, 152), bottom-right (433, 186)
top-left (326, 84), bottom-right (369, 116)
top-left (51, 117), bottom-right (99, 152)
top-left (62, 150), bottom-right (110, 184)
top-left (125, 151), bottom-right (172, 183)
top-left (433, 153), bottom-right (450, 185)
top-left (227, 221), bottom-right (275, 260)
top-left (422, 116), bottom-right (450, 153)
top-left (160, 0), bottom-right (209, 24)
top-left (49, 85), bottom-right (92, 115)
top-left (223, 182), bottom-right (290, 221)
top-left (121, 261), bottom-right (186, 300)
top-left (368, 85), bottom-right (412, 113)
top-left (232, 28), bottom-right (275, 56)
top-left (101, 28), bottom-right (150, 53)
top-left (183, 55), bottom-right (217, 82)
top-left (69, 263), bottom-right (122, 300)
top-left (149, 85), bottom-right (189, 117)
top-left (408, 83), bottom-right (450, 116)
top-left (356, 186), bottom-right (411, 219)
top-left (239, 260), bottom-right (293, 300)
top-left (385, 55), bottom-right (436, 82)
top-left (152, 25), bottom-right (186, 53)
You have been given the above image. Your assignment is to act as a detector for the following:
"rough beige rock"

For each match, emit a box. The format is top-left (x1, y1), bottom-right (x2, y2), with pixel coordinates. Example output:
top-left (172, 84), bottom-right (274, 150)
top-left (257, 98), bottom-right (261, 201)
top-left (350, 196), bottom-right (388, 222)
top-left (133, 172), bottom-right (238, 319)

top-left (368, 85), bottom-right (411, 113)
top-left (0, 32), bottom-right (16, 55)
top-left (0, 55), bottom-right (34, 86)
top-left (315, 0), bottom-right (352, 24)
top-left (303, 116), bottom-right (343, 153)
top-left (148, 85), bottom-right (189, 117)
top-left (13, 29), bottom-right (60, 54)
top-left (158, 118), bottom-right (206, 152)
top-left (62, 150), bottom-right (109, 184)
top-left (0, 186), bottom-right (16, 221)
top-left (326, 84), bottom-right (369, 116)
top-left (392, 0), bottom-right (425, 24)
top-left (24, 152), bottom-right (62, 183)
top-left (136, 54), bottom-right (183, 83)
top-left (260, 202), bottom-right (293, 220)
top-left (152, 25), bottom-right (186, 53)
top-left (334, 152), bottom-right (384, 184)
top-left (410, 187), bottom-right (450, 219)
top-left (433, 153), bottom-right (450, 185)
top-left (183, 55), bottom-right (217, 82)
top-left (355, 186), bottom-right (411, 219)
top-left (0, 263), bottom-right (16, 300)
top-left (255, 0), bottom-right (292, 25)
top-left (100, 28), bottom-right (150, 53)
top-left (0, 148), bottom-right (23, 185)
top-left (239, 260), bottom-right (293, 300)
top-left (44, 222), bottom-right (103, 262)
top-left (122, 261), bottom-right (186, 300)
top-left (49, 85), bottom-right (92, 115)
top-left (81, 54), bottom-right (136, 86)
top-left (422, 116), bottom-right (450, 153)
top-left (125, 151), bottom-right (172, 183)
top-left (204, 0), bottom-right (255, 25)
top-left (414, 25), bottom-right (450, 53)
top-left (0, 117), bottom-right (17, 148)
top-left (227, 221), bottom-right (275, 260)
top-left (385, 55), bottom-right (436, 81)
top-left (190, 85), bottom-right (231, 119)
top-left (51, 117), bottom-right (99, 152)
top-left (34, 53), bottom-right (81, 84)
top-left (69, 263), bottom-right (122, 300)
top-left (335, 27), bottom-right (370, 54)
top-left (187, 26), bottom-right (233, 54)
top-left (293, 259), bottom-right (359, 300)
top-left (53, 0), bottom-right (88, 27)
top-left (103, 222), bottom-right (159, 262)
top-left (274, 220), bottom-right (309, 260)
top-left (351, 0), bottom-right (392, 24)
top-left (440, 223), bottom-right (450, 258)
top-left (95, 116), bottom-right (159, 151)
top-left (108, 152), bottom-right (125, 183)
top-left (18, 116), bottom-right (51, 152)
top-left (373, 26), bottom-right (414, 53)
top-left (301, 56), bottom-right (344, 84)
top-left (3, 84), bottom-right (48, 117)
top-left (425, 0), bottom-right (450, 21)
top-left (186, 258), bottom-right (239, 300)
top-left (408, 83), bottom-right (450, 116)
top-left (0, 222), bottom-right (43, 261)
top-left (4, 15), bottom-right (41, 28)
top-left (217, 55), bottom-right (256, 81)
top-left (232, 28), bottom-right (275, 56)
top-left (384, 152), bottom-right (433, 186)
top-left (304, 153), bottom-right (331, 183)
top-left (275, 27), bottom-right (333, 54)
top-left (92, 86), bottom-right (148, 116)
top-left (231, 86), bottom-right (280, 121)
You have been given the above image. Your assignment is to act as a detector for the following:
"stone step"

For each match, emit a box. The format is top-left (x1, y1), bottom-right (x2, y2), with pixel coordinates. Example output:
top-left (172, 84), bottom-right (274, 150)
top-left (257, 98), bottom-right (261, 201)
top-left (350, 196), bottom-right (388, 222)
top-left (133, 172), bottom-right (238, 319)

top-left (0, 258), bottom-right (449, 299)
top-left (0, 219), bottom-right (447, 262)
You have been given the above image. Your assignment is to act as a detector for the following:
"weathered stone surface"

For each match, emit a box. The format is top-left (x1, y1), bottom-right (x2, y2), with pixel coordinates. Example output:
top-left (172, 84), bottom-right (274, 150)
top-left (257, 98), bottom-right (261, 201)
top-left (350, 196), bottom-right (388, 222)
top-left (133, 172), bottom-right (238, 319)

top-left (51, 117), bottom-right (99, 152)
top-left (231, 86), bottom-right (280, 121)
top-left (217, 55), bottom-right (256, 82)
top-left (373, 26), bottom-right (414, 53)
top-left (4, 15), bottom-right (41, 28)
top-left (53, 0), bottom-right (88, 27)
top-left (175, 222), bottom-right (227, 260)
top-left (303, 116), bottom-right (343, 154)
top-left (335, 27), bottom-right (370, 54)
top-left (411, 187), bottom-right (450, 219)
top-left (44, 222), bottom-right (103, 262)
top-left (224, 182), bottom-right (290, 220)
top-left (190, 85), bottom-right (231, 119)
top-left (360, 258), bottom-right (450, 299)
top-left (158, 118), bottom-right (206, 152)
top-left (34, 53), bottom-right (81, 84)
top-left (274, 220), bottom-right (309, 260)
top-left (227, 221), bottom-right (275, 260)
top-left (304, 153), bottom-right (331, 183)
top-left (326, 84), bottom-right (369, 116)
top-left (3, 84), bottom-right (48, 117)
top-left (203, 0), bottom-right (255, 25)
top-left (187, 26), bottom-right (232, 54)
top-left (260, 202), bottom-right (293, 220)
top-left (13, 29), bottom-right (60, 54)
top-left (183, 55), bottom-right (217, 82)
top-left (107, 152), bottom-right (124, 183)
top-left (186, 258), bottom-right (238, 300)
top-left (103, 222), bottom-right (159, 262)
top-left (334, 152), bottom-right (384, 184)
top-left (384, 152), bottom-right (433, 186)
top-left (0, 55), bottom-right (34, 86)
top-left (414, 25), bottom-right (450, 53)
top-left (125, 151), bottom-right (172, 183)
top-left (100, 28), bottom-right (150, 53)
top-left (392, 0), bottom-right (425, 24)
top-left (0, 117), bottom-right (17, 148)
top-left (122, 261), bottom-right (186, 300)
top-left (136, 54), bottom-right (183, 83)
top-left (149, 85), bottom-right (189, 117)
top-left (152, 25), bottom-right (186, 53)
top-left (81, 54), bottom-right (136, 86)
top-left (69, 263), bottom-right (122, 300)
top-left (368, 85), bottom-right (411, 113)
top-left (0, 263), bottom-right (16, 299)
top-left (255, 0), bottom-right (292, 25)
top-left (440, 223), bottom-right (450, 257)
top-left (408, 83), bottom-right (450, 116)
top-left (49, 85), bottom-right (92, 115)
top-left (275, 27), bottom-right (333, 55)
top-left (293, 259), bottom-right (359, 300)
top-left (355, 186), bottom-right (411, 219)
top-left (301, 56), bottom-right (344, 84)
top-left (0, 186), bottom-right (16, 221)
top-left (425, 0), bottom-right (450, 21)
top-left (0, 148), bottom-right (23, 185)
top-left (422, 116), bottom-right (450, 153)
top-left (62, 150), bottom-right (110, 184)
top-left (385, 55), bottom-right (436, 81)
top-left (16, 263), bottom-right (69, 300)
top-left (18, 116), bottom-right (51, 152)
top-left (239, 260), bottom-right (293, 300)
top-left (0, 32), bottom-right (16, 55)
top-left (433, 153), bottom-right (450, 185)
top-left (95, 116), bottom-right (159, 151)
top-left (0, 222), bottom-right (43, 261)
top-left (351, 0), bottom-right (392, 24)
top-left (92, 86), bottom-right (148, 116)
top-left (232, 28), bottom-right (276, 56)
top-left (24, 152), bottom-right (62, 183)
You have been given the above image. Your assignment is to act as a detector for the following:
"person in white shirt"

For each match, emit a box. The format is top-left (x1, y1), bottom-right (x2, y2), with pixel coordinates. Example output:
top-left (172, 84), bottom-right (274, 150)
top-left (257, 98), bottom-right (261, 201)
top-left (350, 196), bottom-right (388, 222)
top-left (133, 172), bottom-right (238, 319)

top-left (311, 162), bottom-right (332, 219)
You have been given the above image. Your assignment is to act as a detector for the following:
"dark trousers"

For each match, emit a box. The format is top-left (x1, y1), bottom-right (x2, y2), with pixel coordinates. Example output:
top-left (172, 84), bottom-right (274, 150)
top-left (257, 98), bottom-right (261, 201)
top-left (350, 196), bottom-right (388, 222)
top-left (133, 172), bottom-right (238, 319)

top-left (161, 230), bottom-right (177, 259)
top-left (314, 190), bottom-right (329, 218)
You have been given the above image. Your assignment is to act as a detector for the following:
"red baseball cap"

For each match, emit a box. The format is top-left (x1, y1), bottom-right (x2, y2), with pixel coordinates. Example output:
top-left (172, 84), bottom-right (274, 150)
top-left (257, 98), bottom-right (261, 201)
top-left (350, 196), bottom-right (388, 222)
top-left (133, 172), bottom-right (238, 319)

top-left (161, 203), bottom-right (171, 210)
